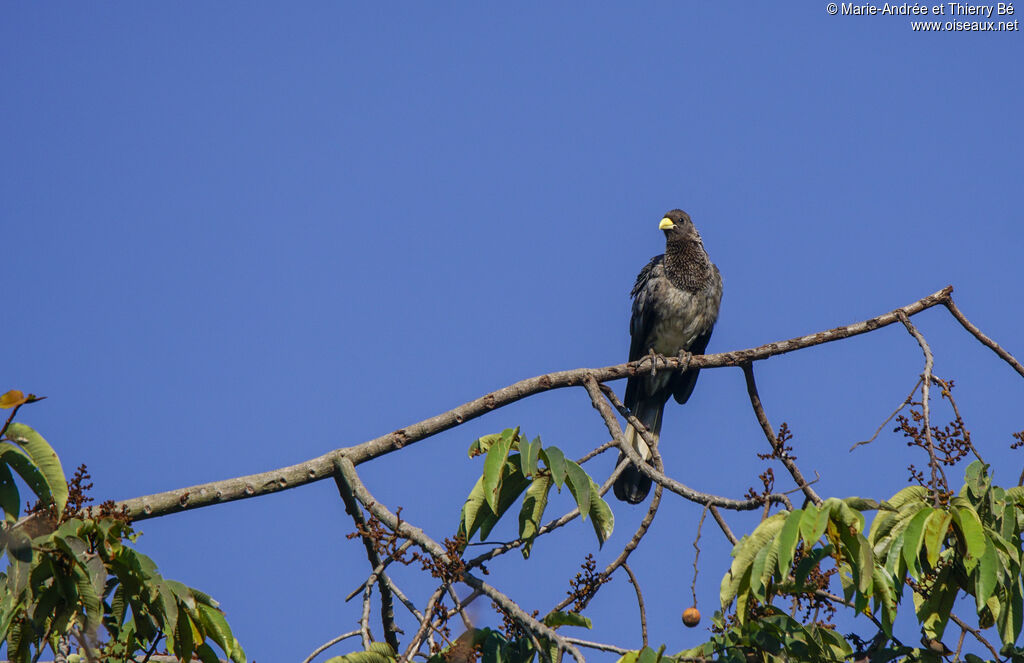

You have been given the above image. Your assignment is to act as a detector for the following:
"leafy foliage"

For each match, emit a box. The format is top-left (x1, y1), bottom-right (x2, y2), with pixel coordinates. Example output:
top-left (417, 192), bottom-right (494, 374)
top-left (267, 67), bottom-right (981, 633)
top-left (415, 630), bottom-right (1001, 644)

top-left (688, 461), bottom-right (1024, 662)
top-left (0, 398), bottom-right (244, 663)
top-left (459, 428), bottom-right (614, 557)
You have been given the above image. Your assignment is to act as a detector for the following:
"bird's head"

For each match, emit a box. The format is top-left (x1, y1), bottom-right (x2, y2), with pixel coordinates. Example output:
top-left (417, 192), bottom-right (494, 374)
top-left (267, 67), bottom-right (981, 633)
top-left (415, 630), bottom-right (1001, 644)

top-left (658, 209), bottom-right (700, 244)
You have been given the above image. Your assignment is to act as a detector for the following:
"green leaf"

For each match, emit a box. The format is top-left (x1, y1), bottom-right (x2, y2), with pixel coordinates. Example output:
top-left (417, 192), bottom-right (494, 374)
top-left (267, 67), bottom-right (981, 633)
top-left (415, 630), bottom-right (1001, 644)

top-left (198, 603), bottom-right (246, 663)
top-left (460, 476), bottom-right (489, 540)
top-left (542, 610), bottom-right (592, 629)
top-left (519, 437), bottom-right (541, 478)
top-left (325, 652), bottom-right (396, 663)
top-left (965, 460), bottom-right (990, 499)
top-left (721, 513), bottom-right (786, 610)
top-left (952, 506), bottom-right (986, 574)
top-left (518, 475), bottom-right (552, 558)
top-left (0, 442), bottom-right (54, 513)
top-left (3, 423), bottom-right (67, 516)
top-left (799, 505), bottom-right (824, 544)
top-left (923, 509), bottom-right (952, 568)
top-left (563, 460), bottom-right (591, 520)
top-left (776, 509), bottom-right (803, 577)
top-left (540, 447), bottom-right (567, 489)
top-left (843, 497), bottom-right (879, 511)
top-left (483, 430), bottom-right (516, 513)
top-left (195, 644), bottom-right (222, 663)
top-left (635, 646), bottom-right (659, 663)
top-left (587, 485), bottom-right (614, 547)
top-left (749, 539), bottom-right (773, 600)
top-left (918, 567), bottom-right (956, 640)
top-left (901, 506), bottom-right (934, 580)
top-left (0, 463), bottom-right (19, 522)
top-left (977, 537), bottom-right (1000, 607)
top-left (997, 578), bottom-right (1024, 650)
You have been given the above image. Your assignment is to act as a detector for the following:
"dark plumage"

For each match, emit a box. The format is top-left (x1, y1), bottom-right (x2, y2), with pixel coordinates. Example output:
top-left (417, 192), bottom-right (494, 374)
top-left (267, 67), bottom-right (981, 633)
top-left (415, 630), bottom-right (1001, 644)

top-left (613, 210), bottom-right (723, 504)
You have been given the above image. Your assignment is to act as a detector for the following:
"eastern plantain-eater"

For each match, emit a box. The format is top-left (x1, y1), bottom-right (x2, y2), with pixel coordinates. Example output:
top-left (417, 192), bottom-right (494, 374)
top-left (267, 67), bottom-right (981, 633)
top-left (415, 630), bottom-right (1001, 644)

top-left (613, 209), bottom-right (723, 504)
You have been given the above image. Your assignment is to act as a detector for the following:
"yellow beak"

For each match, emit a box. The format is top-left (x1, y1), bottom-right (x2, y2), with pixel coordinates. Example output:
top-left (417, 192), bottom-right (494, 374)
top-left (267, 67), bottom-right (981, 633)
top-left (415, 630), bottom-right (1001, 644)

top-left (659, 217), bottom-right (675, 230)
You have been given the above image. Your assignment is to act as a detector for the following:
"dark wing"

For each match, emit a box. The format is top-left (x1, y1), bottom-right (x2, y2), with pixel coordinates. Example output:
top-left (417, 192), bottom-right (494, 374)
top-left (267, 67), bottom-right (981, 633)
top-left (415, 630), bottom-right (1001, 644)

top-left (624, 255), bottom-right (663, 409)
top-left (670, 327), bottom-right (712, 404)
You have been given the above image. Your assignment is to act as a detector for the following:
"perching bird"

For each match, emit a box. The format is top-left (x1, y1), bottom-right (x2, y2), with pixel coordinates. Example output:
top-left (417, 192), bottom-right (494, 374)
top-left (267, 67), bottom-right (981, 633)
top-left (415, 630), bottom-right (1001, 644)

top-left (613, 210), bottom-right (723, 504)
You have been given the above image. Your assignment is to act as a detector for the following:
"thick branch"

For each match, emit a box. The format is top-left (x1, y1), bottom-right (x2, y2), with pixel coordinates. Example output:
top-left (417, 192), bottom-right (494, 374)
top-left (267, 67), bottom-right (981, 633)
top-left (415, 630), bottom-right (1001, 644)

top-left (116, 287), bottom-right (955, 521)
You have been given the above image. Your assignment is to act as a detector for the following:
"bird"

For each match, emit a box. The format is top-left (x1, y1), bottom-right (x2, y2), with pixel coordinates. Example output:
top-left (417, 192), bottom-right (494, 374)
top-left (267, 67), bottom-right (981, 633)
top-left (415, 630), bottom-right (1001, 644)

top-left (613, 209), bottom-right (723, 504)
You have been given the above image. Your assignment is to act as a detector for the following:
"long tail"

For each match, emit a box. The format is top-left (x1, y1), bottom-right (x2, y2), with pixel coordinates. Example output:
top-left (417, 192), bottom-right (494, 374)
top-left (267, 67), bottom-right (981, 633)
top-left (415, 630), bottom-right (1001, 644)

top-left (612, 398), bottom-right (664, 504)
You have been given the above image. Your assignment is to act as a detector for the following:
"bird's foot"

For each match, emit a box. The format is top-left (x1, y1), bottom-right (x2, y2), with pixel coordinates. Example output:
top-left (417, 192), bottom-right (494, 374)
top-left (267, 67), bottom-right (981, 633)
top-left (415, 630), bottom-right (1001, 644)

top-left (647, 349), bottom-right (673, 376)
top-left (677, 349), bottom-right (693, 371)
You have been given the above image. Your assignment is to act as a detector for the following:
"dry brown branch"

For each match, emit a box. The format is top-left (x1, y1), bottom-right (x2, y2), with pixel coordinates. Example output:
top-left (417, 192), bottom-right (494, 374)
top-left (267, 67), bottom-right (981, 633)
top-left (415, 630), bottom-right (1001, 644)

top-left (621, 562), bottom-right (648, 648)
top-left (115, 287), bottom-right (956, 521)
top-left (301, 630), bottom-right (361, 663)
top-left (949, 612), bottom-right (1002, 661)
top-left (332, 456), bottom-right (586, 663)
top-left (897, 311), bottom-right (944, 506)
top-left (691, 506), bottom-right (707, 608)
top-left (399, 584), bottom-right (447, 663)
top-left (851, 378), bottom-right (922, 451)
top-left (709, 505), bottom-right (738, 546)
top-left (741, 364), bottom-right (822, 506)
top-left (590, 379), bottom-right (792, 511)
top-left (334, 472), bottom-right (399, 649)
top-left (944, 296), bottom-right (1024, 377)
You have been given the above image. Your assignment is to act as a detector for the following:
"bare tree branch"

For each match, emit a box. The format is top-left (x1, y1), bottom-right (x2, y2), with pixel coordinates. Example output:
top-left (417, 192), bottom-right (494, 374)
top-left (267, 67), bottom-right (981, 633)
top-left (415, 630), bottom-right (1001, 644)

top-left (334, 471), bottom-right (400, 650)
top-left (851, 377), bottom-right (922, 451)
top-left (741, 363), bottom-right (822, 506)
top-left (587, 378), bottom-right (792, 511)
top-left (897, 310), bottom-right (945, 505)
top-left (944, 296), bottom-right (1024, 377)
top-left (621, 562), bottom-right (648, 648)
top-left (332, 456), bottom-right (586, 663)
top-left (302, 634), bottom-right (361, 663)
top-left (115, 287), bottom-right (957, 521)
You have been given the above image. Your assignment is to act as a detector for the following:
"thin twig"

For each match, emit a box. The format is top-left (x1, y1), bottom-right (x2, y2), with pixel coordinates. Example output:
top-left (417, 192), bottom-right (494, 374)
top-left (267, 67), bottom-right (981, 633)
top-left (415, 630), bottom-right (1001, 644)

top-left (897, 311), bottom-right (944, 506)
top-left (346, 540), bottom-right (414, 602)
top-left (576, 439), bottom-right (618, 465)
top-left (621, 562), bottom-right (648, 648)
top-left (949, 612), bottom-right (1003, 661)
top-left (592, 380), bottom-right (792, 511)
top-left (932, 375), bottom-right (985, 464)
top-left (691, 506), bottom-right (707, 607)
top-left (116, 287), bottom-right (955, 521)
top-left (446, 585), bottom-right (473, 631)
top-left (561, 637), bottom-right (632, 655)
top-left (399, 584), bottom-right (447, 663)
top-left (943, 296), bottom-right (1024, 378)
top-left (709, 505), bottom-right (738, 546)
top-left (851, 378), bottom-right (922, 451)
top-left (333, 457), bottom-right (585, 663)
top-left (742, 363), bottom-right (821, 506)
top-left (360, 580), bottom-right (374, 650)
top-left (302, 630), bottom-right (361, 663)
top-left (334, 470), bottom-right (399, 650)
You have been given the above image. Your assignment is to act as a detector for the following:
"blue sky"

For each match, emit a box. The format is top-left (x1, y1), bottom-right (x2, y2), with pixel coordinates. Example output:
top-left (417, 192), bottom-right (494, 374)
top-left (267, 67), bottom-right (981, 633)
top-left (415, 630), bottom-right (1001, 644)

top-left (2, 3), bottom-right (1022, 661)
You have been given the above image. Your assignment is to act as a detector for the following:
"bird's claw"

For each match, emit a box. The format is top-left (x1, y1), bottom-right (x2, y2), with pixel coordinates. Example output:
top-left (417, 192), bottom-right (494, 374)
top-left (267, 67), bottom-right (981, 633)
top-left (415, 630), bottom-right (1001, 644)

top-left (647, 348), bottom-right (659, 376)
top-left (677, 349), bottom-right (693, 371)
